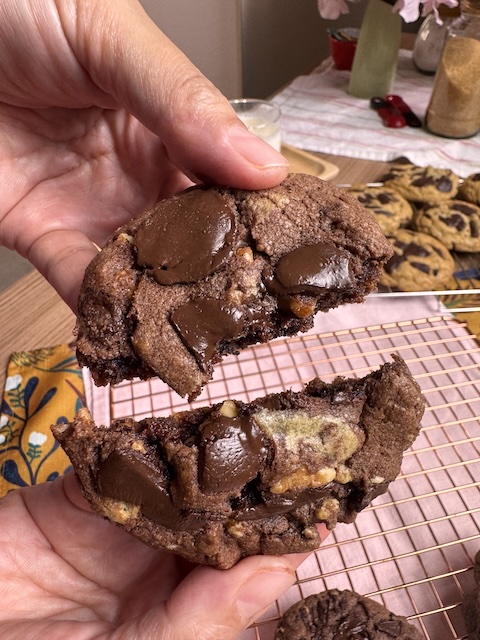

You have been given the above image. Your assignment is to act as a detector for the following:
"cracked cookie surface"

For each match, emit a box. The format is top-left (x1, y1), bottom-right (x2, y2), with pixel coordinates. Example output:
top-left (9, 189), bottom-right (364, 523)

top-left (75, 173), bottom-right (393, 399)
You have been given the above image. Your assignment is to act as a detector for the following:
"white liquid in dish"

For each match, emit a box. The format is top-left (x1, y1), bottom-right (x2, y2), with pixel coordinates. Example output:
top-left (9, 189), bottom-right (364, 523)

top-left (238, 114), bottom-right (282, 152)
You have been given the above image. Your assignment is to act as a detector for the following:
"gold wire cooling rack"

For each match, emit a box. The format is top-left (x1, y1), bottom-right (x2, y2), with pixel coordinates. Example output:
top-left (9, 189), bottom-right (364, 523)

top-left (109, 313), bottom-right (480, 640)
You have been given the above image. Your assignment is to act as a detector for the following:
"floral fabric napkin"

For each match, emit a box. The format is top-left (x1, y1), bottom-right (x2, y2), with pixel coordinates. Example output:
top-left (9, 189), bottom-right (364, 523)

top-left (0, 343), bottom-right (84, 497)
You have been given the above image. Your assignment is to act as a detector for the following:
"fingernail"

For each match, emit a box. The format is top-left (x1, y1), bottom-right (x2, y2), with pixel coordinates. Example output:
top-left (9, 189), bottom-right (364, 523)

top-left (228, 125), bottom-right (288, 169)
top-left (236, 566), bottom-right (296, 622)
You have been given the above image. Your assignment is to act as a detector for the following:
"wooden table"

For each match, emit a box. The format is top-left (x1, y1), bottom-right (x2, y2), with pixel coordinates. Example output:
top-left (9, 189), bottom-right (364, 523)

top-left (0, 270), bottom-right (76, 393)
top-left (0, 152), bottom-right (394, 394)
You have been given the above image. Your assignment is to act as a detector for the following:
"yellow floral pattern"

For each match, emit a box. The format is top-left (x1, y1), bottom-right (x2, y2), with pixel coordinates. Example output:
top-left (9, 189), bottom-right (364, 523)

top-left (0, 343), bottom-right (84, 497)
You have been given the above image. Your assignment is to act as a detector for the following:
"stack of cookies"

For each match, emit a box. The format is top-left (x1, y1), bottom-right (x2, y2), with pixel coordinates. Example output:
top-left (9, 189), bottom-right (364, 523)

top-left (347, 164), bottom-right (480, 292)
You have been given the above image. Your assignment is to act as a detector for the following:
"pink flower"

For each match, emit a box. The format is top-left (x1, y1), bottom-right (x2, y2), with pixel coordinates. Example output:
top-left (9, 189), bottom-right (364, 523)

top-left (318, 0), bottom-right (458, 23)
top-left (317, 0), bottom-right (357, 19)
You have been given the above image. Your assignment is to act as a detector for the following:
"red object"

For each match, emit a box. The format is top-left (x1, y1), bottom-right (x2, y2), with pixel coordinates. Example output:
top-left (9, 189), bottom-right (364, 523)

top-left (377, 108), bottom-right (406, 128)
top-left (370, 96), bottom-right (407, 128)
top-left (385, 95), bottom-right (422, 127)
top-left (329, 35), bottom-right (357, 71)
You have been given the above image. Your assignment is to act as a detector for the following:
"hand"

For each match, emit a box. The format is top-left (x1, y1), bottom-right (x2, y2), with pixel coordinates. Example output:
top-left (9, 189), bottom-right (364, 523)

top-left (0, 472), bottom-right (327, 639)
top-left (0, 0), bottom-right (288, 310)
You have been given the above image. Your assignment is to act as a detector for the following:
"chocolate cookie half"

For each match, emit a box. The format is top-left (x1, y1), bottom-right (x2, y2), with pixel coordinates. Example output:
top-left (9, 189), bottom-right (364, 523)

top-left (75, 173), bottom-right (393, 399)
top-left (275, 589), bottom-right (423, 640)
top-left (53, 356), bottom-right (424, 569)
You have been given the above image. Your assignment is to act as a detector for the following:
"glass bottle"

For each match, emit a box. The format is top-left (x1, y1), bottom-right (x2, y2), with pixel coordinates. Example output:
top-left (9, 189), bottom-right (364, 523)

top-left (347, 0), bottom-right (402, 99)
top-left (426, 0), bottom-right (480, 138)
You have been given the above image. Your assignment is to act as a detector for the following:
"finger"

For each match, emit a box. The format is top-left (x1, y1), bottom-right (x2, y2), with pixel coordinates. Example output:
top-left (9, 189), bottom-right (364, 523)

top-left (128, 531), bottom-right (329, 640)
top-left (26, 228), bottom-right (98, 312)
top-left (62, 469), bottom-right (92, 512)
top-left (64, 0), bottom-right (289, 189)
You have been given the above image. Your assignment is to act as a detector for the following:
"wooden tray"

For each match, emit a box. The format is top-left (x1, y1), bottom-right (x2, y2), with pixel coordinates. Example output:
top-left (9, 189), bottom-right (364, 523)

top-left (281, 143), bottom-right (339, 181)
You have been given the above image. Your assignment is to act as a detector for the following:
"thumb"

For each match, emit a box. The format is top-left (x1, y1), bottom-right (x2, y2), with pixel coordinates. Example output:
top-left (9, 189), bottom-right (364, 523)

top-left (134, 555), bottom-right (303, 640)
top-left (72, 0), bottom-right (289, 189)
top-left (136, 528), bottom-right (329, 640)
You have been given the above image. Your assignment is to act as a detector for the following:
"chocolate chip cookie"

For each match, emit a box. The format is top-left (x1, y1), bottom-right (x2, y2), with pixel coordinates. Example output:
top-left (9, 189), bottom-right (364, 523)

top-left (463, 550), bottom-right (480, 640)
top-left (53, 356), bottom-right (424, 569)
top-left (347, 184), bottom-right (413, 235)
top-left (380, 229), bottom-right (455, 292)
top-left (382, 164), bottom-right (459, 203)
top-left (414, 200), bottom-right (480, 252)
top-left (275, 589), bottom-right (423, 640)
top-left (459, 172), bottom-right (480, 206)
top-left (76, 174), bottom-right (393, 400)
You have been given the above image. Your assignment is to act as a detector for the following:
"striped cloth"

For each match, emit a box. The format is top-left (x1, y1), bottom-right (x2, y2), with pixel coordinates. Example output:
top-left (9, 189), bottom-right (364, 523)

top-left (273, 50), bottom-right (480, 178)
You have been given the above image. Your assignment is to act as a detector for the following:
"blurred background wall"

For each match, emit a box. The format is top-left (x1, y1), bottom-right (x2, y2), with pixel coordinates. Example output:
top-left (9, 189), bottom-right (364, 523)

top-left (139, 0), bottom-right (368, 99)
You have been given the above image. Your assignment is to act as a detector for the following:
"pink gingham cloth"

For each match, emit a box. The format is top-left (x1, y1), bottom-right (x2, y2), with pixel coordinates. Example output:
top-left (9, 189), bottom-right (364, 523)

top-left (272, 50), bottom-right (480, 178)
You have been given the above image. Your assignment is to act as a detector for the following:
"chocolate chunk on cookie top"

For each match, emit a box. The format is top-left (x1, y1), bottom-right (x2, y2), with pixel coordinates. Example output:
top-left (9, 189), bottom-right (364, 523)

top-left (275, 589), bottom-right (423, 640)
top-left (134, 189), bottom-right (236, 285)
top-left (76, 174), bottom-right (393, 399)
top-left (53, 356), bottom-right (424, 569)
top-left (414, 200), bottom-right (480, 252)
top-left (382, 163), bottom-right (459, 203)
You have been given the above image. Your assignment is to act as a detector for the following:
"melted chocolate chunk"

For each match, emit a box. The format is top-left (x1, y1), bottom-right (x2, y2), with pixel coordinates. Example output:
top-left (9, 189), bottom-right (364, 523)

top-left (384, 241), bottom-right (429, 274)
top-left (98, 451), bottom-right (174, 526)
top-left (266, 243), bottom-right (352, 297)
top-left (134, 189), bottom-right (236, 285)
top-left (411, 261), bottom-right (431, 274)
top-left (171, 298), bottom-right (246, 369)
top-left (235, 484), bottom-right (334, 521)
top-left (453, 203), bottom-right (477, 215)
top-left (411, 173), bottom-right (452, 192)
top-left (440, 213), bottom-right (466, 231)
top-left (98, 450), bottom-right (208, 531)
top-left (198, 414), bottom-right (267, 492)
top-left (358, 192), bottom-right (395, 207)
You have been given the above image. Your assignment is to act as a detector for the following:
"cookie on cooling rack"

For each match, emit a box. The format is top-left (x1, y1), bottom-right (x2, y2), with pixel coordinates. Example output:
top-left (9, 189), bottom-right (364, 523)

top-left (464, 589), bottom-right (480, 640)
top-left (380, 229), bottom-right (455, 292)
top-left (475, 549), bottom-right (480, 587)
top-left (459, 172), bottom-right (480, 206)
top-left (75, 173), bottom-right (392, 400)
top-left (414, 200), bottom-right (480, 253)
top-left (382, 164), bottom-right (459, 203)
top-left (464, 550), bottom-right (480, 640)
top-left (52, 356), bottom-right (424, 569)
top-left (347, 184), bottom-right (413, 236)
top-left (274, 589), bottom-right (423, 640)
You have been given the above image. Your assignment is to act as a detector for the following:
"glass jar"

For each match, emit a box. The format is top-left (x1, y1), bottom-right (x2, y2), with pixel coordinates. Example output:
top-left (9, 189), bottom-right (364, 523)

top-left (425, 0), bottom-right (480, 138)
top-left (412, 6), bottom-right (460, 74)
